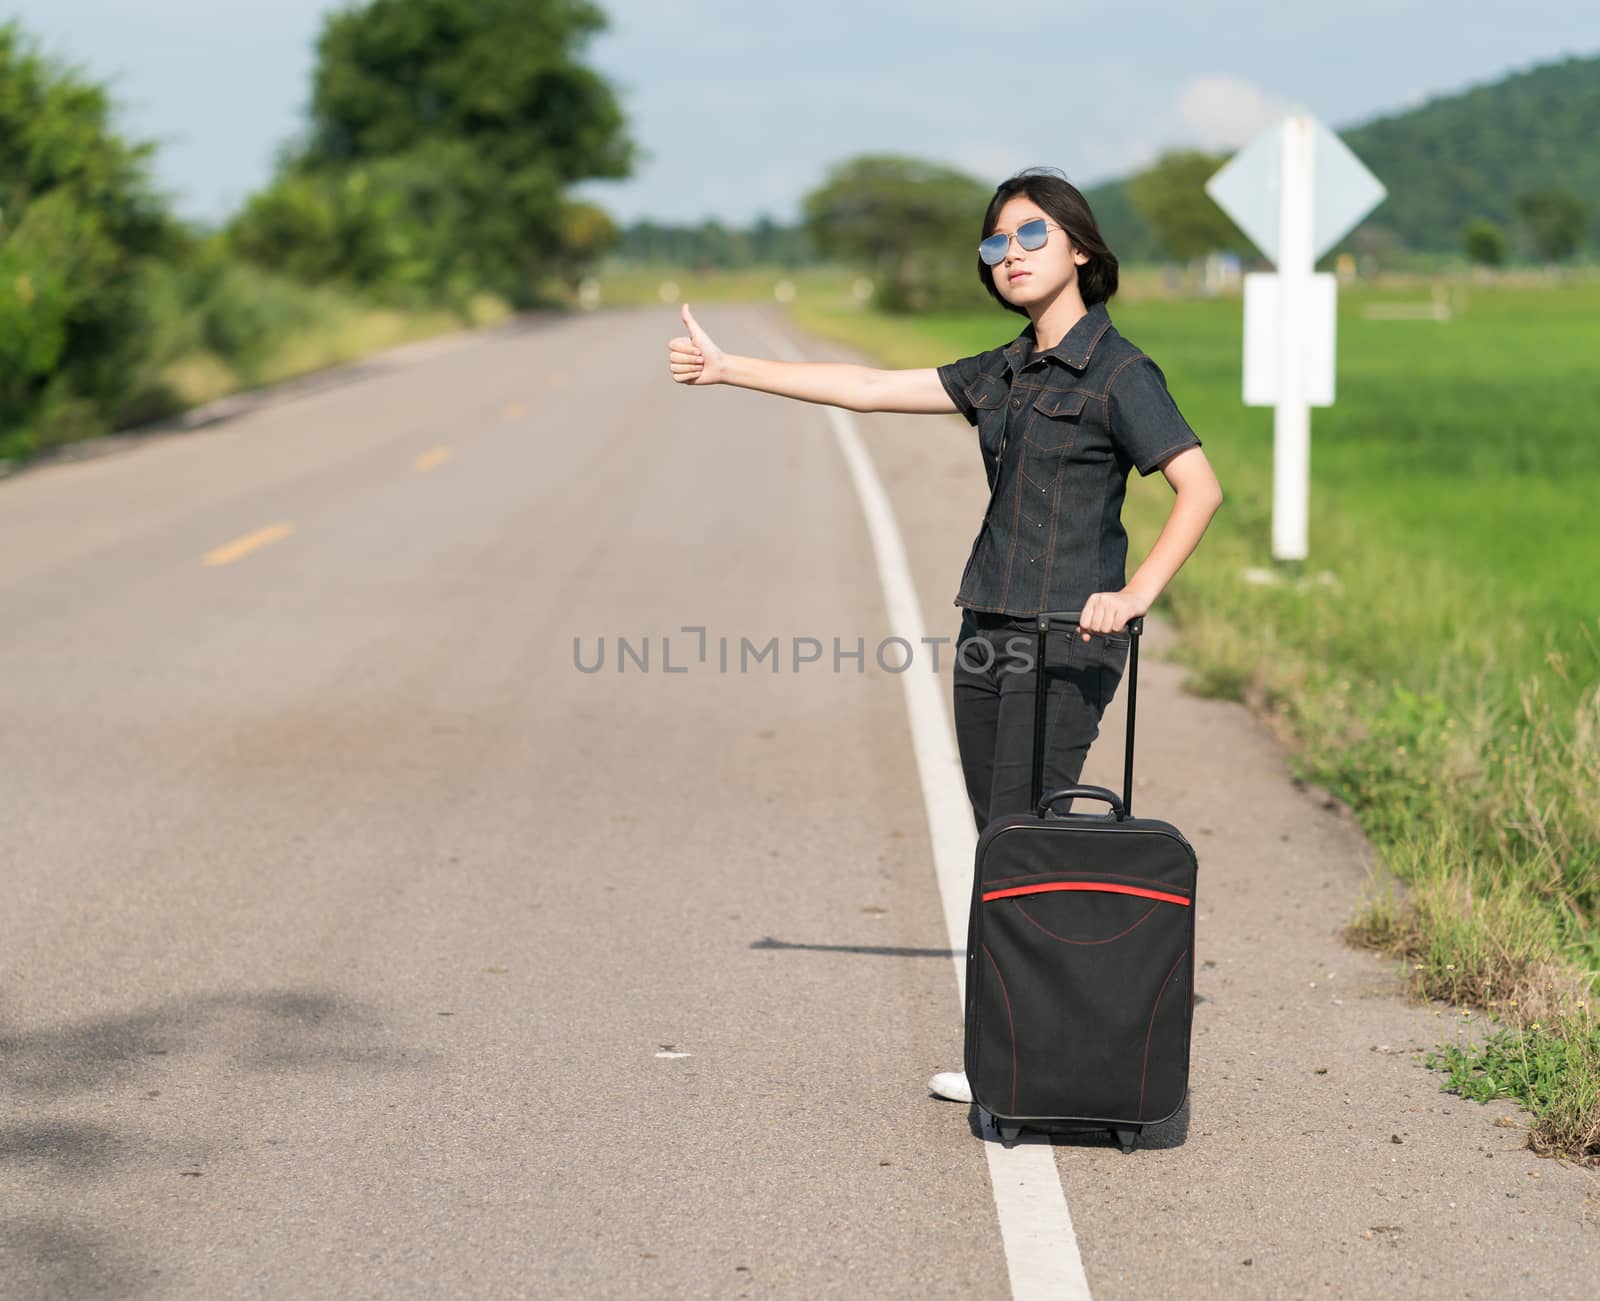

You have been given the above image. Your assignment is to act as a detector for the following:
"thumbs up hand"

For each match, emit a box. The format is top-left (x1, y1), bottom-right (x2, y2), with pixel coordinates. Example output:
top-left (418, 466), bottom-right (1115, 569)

top-left (667, 303), bottom-right (727, 386)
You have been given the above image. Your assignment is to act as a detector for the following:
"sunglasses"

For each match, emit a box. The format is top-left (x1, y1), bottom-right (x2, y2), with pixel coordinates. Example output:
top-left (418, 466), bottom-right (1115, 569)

top-left (979, 218), bottom-right (1067, 266)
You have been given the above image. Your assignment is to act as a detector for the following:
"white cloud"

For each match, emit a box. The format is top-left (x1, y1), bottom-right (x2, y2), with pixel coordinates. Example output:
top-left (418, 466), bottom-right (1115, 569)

top-left (1170, 75), bottom-right (1296, 150)
top-left (1074, 74), bottom-right (1296, 180)
top-left (944, 141), bottom-right (1037, 185)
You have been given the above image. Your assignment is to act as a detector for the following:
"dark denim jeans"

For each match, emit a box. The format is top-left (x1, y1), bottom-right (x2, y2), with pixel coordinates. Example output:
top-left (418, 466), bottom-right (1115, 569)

top-left (953, 610), bottom-right (1130, 834)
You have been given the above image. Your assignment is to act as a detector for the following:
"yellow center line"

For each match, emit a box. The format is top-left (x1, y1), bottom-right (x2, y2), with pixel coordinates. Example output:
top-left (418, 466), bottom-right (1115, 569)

top-left (415, 446), bottom-right (453, 472)
top-left (203, 522), bottom-right (295, 567)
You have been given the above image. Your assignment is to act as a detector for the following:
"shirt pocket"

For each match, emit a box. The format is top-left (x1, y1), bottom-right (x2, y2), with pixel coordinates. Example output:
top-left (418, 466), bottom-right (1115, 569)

top-left (965, 372), bottom-right (1010, 460)
top-left (1025, 388), bottom-right (1089, 452)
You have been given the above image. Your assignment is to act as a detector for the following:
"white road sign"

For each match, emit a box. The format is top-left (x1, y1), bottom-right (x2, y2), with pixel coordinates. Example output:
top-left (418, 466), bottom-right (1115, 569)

top-left (1204, 113), bottom-right (1387, 562)
top-left (1205, 115), bottom-right (1387, 265)
top-left (1243, 271), bottom-right (1336, 406)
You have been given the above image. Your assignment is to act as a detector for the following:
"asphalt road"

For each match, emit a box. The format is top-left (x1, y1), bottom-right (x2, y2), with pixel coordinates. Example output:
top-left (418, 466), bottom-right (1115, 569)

top-left (2, 304), bottom-right (1595, 1298)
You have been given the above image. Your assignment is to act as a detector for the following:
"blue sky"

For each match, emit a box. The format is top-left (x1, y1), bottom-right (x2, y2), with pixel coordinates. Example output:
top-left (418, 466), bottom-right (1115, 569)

top-left (10, 1), bottom-right (1600, 227)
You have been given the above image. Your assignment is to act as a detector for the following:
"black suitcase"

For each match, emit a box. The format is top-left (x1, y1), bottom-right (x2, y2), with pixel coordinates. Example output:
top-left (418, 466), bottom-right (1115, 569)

top-left (963, 610), bottom-right (1198, 1153)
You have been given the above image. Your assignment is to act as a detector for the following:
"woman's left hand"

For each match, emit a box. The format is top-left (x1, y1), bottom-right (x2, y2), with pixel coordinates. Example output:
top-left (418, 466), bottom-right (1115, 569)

top-left (1077, 589), bottom-right (1150, 641)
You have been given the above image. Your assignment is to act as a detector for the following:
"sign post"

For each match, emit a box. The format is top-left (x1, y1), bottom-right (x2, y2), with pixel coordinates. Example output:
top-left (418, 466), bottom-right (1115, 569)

top-left (1275, 116), bottom-right (1314, 563)
top-left (1205, 112), bottom-right (1386, 561)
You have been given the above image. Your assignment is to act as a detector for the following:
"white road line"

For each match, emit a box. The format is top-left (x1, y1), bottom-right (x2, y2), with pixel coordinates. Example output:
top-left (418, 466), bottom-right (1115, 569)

top-left (749, 319), bottom-right (1092, 1301)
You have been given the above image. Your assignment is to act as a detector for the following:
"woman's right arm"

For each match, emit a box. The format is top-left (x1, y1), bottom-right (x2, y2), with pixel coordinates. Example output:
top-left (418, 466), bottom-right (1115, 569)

top-left (668, 303), bottom-right (957, 416)
top-left (723, 356), bottom-right (957, 415)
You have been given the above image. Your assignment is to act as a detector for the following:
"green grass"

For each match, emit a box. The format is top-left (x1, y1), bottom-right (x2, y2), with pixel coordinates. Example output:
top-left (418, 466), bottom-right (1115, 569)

top-left (248, 291), bottom-right (510, 389)
top-left (1427, 1006), bottom-right (1599, 1158)
top-left (690, 263), bottom-right (1600, 1161)
top-left (0, 262), bottom-right (513, 466)
top-left (159, 287), bottom-right (512, 414)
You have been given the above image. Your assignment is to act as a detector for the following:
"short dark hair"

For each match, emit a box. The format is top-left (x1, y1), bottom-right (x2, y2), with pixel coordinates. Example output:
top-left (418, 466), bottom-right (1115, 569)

top-left (977, 167), bottom-right (1119, 313)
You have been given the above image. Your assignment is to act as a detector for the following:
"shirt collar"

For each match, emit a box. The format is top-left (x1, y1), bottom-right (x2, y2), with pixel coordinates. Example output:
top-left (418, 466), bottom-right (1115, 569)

top-left (1003, 301), bottom-right (1113, 374)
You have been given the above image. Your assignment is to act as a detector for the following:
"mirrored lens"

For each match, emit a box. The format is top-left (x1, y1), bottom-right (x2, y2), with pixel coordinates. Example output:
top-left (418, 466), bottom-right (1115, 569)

top-left (1016, 218), bottom-right (1050, 250)
top-left (978, 219), bottom-right (1052, 265)
top-left (978, 233), bottom-right (1009, 265)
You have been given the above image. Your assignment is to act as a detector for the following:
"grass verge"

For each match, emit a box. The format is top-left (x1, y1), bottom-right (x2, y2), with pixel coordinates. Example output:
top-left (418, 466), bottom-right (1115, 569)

top-left (160, 289), bottom-right (512, 413)
top-left (1, 263), bottom-right (513, 469)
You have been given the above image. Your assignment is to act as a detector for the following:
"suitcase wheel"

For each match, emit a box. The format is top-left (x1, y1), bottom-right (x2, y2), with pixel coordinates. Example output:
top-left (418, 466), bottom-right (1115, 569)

top-left (998, 1124), bottom-right (1022, 1148)
top-left (1110, 1126), bottom-right (1141, 1154)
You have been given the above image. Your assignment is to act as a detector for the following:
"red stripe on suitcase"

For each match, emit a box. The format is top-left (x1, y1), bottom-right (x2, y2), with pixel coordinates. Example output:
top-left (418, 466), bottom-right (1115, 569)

top-left (981, 881), bottom-right (1191, 907)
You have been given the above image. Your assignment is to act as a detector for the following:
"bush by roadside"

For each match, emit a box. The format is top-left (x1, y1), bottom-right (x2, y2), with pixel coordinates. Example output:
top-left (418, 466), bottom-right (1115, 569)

top-left (0, 18), bottom-right (518, 472)
top-left (0, 21), bottom-right (177, 461)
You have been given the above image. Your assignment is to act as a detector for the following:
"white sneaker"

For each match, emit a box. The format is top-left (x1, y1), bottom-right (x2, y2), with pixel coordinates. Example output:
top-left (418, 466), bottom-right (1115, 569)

top-left (928, 1069), bottom-right (972, 1103)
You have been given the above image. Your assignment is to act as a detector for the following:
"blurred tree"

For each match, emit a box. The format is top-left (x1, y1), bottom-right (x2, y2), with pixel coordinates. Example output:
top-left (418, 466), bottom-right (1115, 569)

top-left (1341, 55), bottom-right (1600, 255)
top-left (1126, 150), bottom-right (1250, 262)
top-left (1080, 178), bottom-right (1161, 263)
top-left (552, 199), bottom-right (619, 291)
top-left (229, 176), bottom-right (344, 283)
top-left (749, 213), bottom-right (780, 264)
top-left (1462, 218), bottom-right (1507, 266)
top-left (1346, 221), bottom-right (1405, 272)
top-left (0, 21), bottom-right (178, 456)
top-left (612, 215), bottom-right (815, 269)
top-left (802, 155), bottom-right (989, 313)
top-left (263, 0), bottom-right (638, 304)
top-left (690, 219), bottom-right (739, 271)
top-left (1514, 189), bottom-right (1588, 261)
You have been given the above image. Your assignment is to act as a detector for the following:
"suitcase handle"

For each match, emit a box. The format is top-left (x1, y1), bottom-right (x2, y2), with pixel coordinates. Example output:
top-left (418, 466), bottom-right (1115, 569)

top-left (1037, 784), bottom-right (1128, 820)
top-left (1029, 611), bottom-right (1141, 818)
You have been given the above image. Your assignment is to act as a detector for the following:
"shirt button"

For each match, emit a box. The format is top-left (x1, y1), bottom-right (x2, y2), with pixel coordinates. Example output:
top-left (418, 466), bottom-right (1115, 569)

top-left (1009, 398), bottom-right (1020, 410)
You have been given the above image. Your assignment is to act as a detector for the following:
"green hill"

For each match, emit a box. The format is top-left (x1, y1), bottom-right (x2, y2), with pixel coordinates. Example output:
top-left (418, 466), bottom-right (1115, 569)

top-left (1083, 51), bottom-right (1600, 262)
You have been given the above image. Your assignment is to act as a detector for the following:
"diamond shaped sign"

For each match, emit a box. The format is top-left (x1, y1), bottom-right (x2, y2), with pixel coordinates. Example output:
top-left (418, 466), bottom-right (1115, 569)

top-left (1205, 114), bottom-right (1387, 266)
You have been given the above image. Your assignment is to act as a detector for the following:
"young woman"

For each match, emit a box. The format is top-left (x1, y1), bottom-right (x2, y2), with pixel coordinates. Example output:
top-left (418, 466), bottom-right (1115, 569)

top-left (665, 167), bottom-right (1223, 1104)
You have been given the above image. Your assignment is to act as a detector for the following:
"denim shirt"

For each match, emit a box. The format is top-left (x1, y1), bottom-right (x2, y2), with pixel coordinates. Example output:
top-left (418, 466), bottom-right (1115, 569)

top-left (935, 300), bottom-right (1202, 616)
